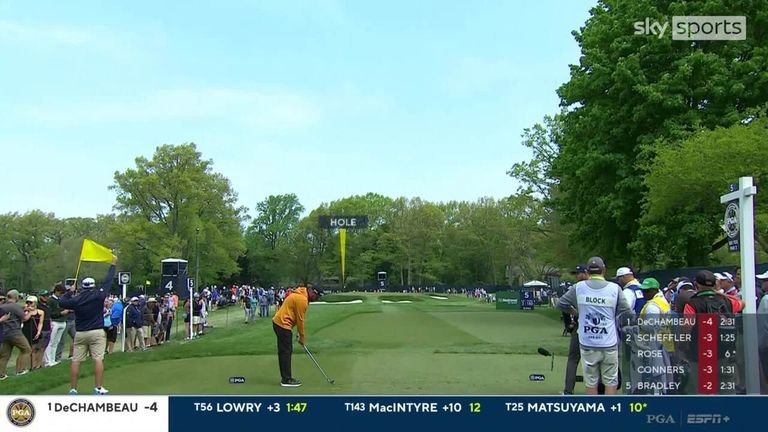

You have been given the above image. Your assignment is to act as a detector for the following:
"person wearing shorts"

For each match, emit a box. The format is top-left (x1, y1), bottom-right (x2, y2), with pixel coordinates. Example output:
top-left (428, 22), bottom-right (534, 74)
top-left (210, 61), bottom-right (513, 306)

top-left (557, 256), bottom-right (634, 395)
top-left (60, 255), bottom-right (117, 395)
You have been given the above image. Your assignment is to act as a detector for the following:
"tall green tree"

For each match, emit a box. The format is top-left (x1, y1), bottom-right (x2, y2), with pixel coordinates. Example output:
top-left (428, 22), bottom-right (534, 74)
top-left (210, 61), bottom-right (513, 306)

top-left (111, 143), bottom-right (246, 289)
top-left (636, 117), bottom-right (768, 267)
top-left (550, 0), bottom-right (768, 264)
top-left (0, 211), bottom-right (59, 291)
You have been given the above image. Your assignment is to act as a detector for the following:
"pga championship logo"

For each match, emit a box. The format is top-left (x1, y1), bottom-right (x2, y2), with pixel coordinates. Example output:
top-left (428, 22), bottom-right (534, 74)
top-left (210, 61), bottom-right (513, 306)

top-left (724, 202), bottom-right (739, 239)
top-left (583, 312), bottom-right (608, 335)
top-left (7, 398), bottom-right (35, 427)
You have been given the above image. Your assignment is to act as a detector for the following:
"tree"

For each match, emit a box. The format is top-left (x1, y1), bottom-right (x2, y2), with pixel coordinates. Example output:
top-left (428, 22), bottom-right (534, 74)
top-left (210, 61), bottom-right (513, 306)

top-left (0, 211), bottom-right (59, 291)
top-left (111, 143), bottom-right (246, 288)
top-left (635, 117), bottom-right (768, 267)
top-left (550, 0), bottom-right (768, 264)
top-left (250, 194), bottom-right (304, 251)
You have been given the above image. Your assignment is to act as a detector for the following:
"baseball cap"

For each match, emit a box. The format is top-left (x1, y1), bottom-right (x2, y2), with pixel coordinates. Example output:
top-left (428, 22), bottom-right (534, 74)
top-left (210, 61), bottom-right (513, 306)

top-left (723, 272), bottom-right (734, 281)
top-left (756, 270), bottom-right (768, 280)
top-left (587, 256), bottom-right (606, 271)
top-left (148, 297), bottom-right (157, 302)
top-left (81, 277), bottom-right (96, 289)
top-left (130, 297), bottom-right (139, 302)
top-left (615, 267), bottom-right (633, 277)
top-left (570, 265), bottom-right (588, 274)
top-left (26, 295), bottom-right (38, 304)
top-left (695, 270), bottom-right (717, 288)
top-left (714, 272), bottom-right (726, 280)
top-left (640, 278), bottom-right (660, 290)
top-left (676, 278), bottom-right (694, 290)
top-left (38, 289), bottom-right (50, 297)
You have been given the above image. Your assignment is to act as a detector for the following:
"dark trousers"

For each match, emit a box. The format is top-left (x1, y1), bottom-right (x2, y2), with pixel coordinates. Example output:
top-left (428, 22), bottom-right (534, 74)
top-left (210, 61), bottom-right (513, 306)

top-left (273, 322), bottom-right (293, 381)
top-left (165, 316), bottom-right (173, 341)
top-left (564, 330), bottom-right (580, 393)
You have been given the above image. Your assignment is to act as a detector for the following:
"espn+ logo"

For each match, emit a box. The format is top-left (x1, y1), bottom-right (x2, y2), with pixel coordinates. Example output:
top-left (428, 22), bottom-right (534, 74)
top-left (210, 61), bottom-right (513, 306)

top-left (646, 414), bottom-right (730, 424)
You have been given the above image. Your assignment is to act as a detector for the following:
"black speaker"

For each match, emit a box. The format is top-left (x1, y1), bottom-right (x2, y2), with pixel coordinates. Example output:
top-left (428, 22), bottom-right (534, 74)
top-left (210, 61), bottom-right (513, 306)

top-left (161, 259), bottom-right (189, 297)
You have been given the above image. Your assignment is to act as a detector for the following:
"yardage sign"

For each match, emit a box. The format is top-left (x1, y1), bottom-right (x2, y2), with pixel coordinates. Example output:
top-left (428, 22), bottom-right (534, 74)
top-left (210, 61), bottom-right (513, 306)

top-left (319, 215), bottom-right (369, 229)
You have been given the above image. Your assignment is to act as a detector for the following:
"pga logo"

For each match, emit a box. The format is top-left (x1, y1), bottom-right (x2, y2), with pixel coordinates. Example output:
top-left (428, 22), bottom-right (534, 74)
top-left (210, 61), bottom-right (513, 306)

top-left (647, 414), bottom-right (676, 424)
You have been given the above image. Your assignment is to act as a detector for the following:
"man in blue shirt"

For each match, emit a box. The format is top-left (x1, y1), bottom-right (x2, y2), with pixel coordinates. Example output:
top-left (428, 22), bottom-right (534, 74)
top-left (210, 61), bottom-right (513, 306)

top-left (60, 255), bottom-right (117, 395)
top-left (108, 296), bottom-right (123, 354)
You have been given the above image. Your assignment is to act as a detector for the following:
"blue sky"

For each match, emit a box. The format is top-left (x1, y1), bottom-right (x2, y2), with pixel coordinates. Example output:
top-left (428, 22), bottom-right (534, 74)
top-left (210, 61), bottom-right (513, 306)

top-left (0, 0), bottom-right (594, 219)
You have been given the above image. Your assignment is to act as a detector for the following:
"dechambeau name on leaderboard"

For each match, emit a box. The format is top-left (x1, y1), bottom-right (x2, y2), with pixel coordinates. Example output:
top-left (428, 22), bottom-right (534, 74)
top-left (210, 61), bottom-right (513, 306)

top-left (49, 402), bottom-right (139, 413)
top-left (507, 402), bottom-right (606, 413)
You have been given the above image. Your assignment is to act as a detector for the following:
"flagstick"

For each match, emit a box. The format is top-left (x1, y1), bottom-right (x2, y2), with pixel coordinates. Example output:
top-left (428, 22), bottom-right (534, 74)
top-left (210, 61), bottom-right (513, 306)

top-left (73, 260), bottom-right (83, 287)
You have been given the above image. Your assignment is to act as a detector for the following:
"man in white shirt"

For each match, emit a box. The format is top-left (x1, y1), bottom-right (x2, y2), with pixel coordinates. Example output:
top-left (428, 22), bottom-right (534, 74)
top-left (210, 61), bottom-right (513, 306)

top-left (616, 267), bottom-right (645, 315)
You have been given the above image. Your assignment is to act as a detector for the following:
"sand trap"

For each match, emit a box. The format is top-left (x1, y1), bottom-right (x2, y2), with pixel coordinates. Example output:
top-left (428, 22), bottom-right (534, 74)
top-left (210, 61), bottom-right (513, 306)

top-left (313, 299), bottom-right (364, 305)
top-left (430, 296), bottom-right (448, 300)
top-left (381, 300), bottom-right (413, 304)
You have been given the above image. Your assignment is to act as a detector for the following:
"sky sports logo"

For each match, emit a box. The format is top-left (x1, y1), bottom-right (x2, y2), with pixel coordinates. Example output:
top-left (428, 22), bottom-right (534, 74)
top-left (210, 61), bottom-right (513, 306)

top-left (634, 16), bottom-right (746, 40)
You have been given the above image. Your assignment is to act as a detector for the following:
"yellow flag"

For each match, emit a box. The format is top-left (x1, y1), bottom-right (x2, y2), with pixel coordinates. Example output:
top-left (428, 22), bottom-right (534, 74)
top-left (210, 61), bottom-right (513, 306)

top-left (79, 239), bottom-right (113, 263)
top-left (340, 228), bottom-right (346, 286)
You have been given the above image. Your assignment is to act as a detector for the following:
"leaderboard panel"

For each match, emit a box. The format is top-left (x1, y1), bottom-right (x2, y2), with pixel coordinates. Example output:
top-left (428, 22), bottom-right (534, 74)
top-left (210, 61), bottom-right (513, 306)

top-left (621, 313), bottom-right (743, 395)
top-left (4, 396), bottom-right (765, 432)
top-left (169, 396), bottom-right (763, 431)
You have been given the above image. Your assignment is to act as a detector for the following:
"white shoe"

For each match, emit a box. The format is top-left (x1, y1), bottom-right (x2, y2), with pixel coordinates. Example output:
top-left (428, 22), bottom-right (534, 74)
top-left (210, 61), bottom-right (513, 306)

top-left (93, 387), bottom-right (109, 395)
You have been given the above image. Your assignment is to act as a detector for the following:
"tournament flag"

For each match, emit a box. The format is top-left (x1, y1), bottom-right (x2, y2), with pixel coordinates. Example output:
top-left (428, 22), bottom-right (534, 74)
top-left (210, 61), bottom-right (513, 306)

top-left (74, 238), bottom-right (114, 287)
top-left (80, 239), bottom-right (114, 263)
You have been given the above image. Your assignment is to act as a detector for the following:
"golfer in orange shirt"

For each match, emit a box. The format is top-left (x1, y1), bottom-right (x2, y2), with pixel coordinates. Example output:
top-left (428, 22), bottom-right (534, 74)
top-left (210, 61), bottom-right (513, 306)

top-left (272, 284), bottom-right (321, 387)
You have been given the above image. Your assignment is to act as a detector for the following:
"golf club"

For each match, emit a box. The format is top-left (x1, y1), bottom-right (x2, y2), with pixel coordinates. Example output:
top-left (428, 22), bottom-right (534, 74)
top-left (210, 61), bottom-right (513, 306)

top-left (537, 347), bottom-right (554, 371)
top-left (303, 344), bottom-right (335, 385)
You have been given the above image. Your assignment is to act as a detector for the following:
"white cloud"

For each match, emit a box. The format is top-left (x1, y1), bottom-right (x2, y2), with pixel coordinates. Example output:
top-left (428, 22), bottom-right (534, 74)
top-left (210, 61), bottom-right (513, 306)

top-left (15, 87), bottom-right (322, 130)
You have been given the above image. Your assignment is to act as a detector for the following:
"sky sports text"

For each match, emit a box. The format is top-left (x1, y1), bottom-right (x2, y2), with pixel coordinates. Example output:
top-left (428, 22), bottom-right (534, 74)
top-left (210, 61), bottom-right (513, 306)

top-left (634, 16), bottom-right (746, 40)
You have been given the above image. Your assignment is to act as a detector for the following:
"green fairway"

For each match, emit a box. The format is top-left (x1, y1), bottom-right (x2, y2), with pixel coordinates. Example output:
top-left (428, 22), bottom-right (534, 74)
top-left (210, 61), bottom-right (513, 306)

top-left (3, 293), bottom-right (576, 395)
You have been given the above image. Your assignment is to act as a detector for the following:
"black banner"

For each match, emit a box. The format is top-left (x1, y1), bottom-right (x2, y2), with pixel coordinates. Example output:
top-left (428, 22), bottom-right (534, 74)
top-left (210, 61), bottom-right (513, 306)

top-left (319, 215), bottom-right (369, 229)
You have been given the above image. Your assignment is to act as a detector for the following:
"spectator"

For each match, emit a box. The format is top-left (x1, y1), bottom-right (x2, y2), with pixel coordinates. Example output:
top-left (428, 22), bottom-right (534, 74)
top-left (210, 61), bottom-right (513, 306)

top-left (44, 283), bottom-right (67, 367)
top-left (163, 293), bottom-right (174, 342)
top-left (59, 255), bottom-right (117, 395)
top-left (103, 298), bottom-right (117, 354)
top-left (24, 295), bottom-right (48, 370)
top-left (673, 278), bottom-right (696, 313)
top-left (616, 267), bottom-right (645, 315)
top-left (0, 290), bottom-right (32, 378)
top-left (56, 280), bottom-right (77, 362)
top-left (125, 297), bottom-right (144, 352)
top-left (142, 298), bottom-right (156, 348)
top-left (557, 257), bottom-right (634, 395)
top-left (636, 278), bottom-right (673, 394)
top-left (683, 271), bottom-right (743, 315)
top-left (193, 294), bottom-right (204, 336)
top-left (562, 265), bottom-right (588, 395)
top-left (108, 296), bottom-right (123, 354)
top-left (259, 288), bottom-right (269, 318)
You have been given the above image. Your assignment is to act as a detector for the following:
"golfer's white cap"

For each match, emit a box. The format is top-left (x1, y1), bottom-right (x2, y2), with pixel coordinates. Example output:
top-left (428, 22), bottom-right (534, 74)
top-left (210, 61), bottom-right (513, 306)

top-left (756, 270), bottom-right (768, 280)
top-left (615, 267), bottom-right (633, 277)
top-left (82, 277), bottom-right (96, 289)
